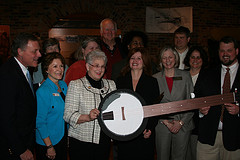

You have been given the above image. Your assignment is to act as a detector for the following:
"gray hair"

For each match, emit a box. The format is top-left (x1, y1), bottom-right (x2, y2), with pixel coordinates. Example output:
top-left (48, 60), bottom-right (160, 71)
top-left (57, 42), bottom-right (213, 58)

top-left (85, 49), bottom-right (107, 66)
top-left (100, 18), bottom-right (117, 32)
top-left (159, 46), bottom-right (179, 70)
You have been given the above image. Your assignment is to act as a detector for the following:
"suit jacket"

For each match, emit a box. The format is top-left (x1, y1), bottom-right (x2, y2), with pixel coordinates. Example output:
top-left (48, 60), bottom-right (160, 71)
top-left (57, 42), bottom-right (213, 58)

top-left (116, 72), bottom-right (160, 130)
top-left (116, 72), bottom-right (160, 160)
top-left (0, 57), bottom-right (37, 157)
top-left (153, 68), bottom-right (194, 132)
top-left (64, 77), bottom-right (116, 144)
top-left (194, 64), bottom-right (240, 151)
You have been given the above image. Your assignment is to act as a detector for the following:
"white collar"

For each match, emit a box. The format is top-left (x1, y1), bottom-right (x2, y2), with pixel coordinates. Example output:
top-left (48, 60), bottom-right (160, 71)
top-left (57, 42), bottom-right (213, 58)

top-left (14, 57), bottom-right (28, 77)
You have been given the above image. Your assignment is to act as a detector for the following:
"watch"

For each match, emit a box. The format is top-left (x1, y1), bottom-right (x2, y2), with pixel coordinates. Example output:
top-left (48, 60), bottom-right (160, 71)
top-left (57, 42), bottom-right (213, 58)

top-left (47, 144), bottom-right (53, 149)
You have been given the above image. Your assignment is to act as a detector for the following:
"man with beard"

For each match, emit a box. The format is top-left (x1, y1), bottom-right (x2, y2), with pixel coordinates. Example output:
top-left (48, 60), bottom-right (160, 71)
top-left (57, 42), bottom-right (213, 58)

top-left (194, 36), bottom-right (240, 160)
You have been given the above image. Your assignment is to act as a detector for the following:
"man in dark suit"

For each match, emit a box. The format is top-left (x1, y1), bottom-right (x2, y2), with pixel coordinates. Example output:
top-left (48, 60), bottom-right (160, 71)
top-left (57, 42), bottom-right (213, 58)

top-left (0, 33), bottom-right (41, 160)
top-left (194, 36), bottom-right (240, 160)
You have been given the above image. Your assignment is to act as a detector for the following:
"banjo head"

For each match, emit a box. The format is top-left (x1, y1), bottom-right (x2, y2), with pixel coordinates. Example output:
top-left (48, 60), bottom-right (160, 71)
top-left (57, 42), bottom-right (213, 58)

top-left (98, 89), bottom-right (148, 141)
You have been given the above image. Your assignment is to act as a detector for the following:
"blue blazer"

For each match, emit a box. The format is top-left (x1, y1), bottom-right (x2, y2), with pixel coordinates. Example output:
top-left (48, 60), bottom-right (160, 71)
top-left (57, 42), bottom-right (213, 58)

top-left (36, 78), bottom-right (67, 146)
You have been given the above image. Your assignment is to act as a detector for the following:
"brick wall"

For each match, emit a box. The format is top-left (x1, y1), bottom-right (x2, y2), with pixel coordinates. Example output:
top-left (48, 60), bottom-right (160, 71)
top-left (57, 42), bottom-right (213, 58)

top-left (1, 0), bottom-right (240, 62)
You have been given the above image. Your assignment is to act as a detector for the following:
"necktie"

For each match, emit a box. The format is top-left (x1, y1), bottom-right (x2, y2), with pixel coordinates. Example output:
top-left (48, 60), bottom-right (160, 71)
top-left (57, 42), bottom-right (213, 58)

top-left (27, 70), bottom-right (34, 95)
top-left (221, 68), bottom-right (230, 122)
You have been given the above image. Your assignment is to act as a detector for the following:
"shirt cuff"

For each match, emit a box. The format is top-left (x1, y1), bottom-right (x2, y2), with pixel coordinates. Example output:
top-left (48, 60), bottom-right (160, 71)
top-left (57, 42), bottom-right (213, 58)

top-left (199, 110), bottom-right (204, 118)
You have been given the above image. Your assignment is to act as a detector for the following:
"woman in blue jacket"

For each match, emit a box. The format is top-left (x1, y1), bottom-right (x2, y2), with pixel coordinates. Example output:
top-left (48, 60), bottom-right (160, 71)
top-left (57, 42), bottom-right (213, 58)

top-left (36, 52), bottom-right (68, 160)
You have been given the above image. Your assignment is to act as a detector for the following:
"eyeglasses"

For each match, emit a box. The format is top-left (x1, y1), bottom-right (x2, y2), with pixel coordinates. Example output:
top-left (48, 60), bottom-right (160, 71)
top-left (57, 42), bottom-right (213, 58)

top-left (89, 63), bottom-right (106, 69)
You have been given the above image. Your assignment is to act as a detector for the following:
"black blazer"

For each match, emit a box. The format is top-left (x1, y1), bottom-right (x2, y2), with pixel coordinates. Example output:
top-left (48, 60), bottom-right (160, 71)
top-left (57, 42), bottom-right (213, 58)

top-left (194, 64), bottom-right (240, 151)
top-left (116, 72), bottom-right (160, 130)
top-left (116, 72), bottom-right (160, 160)
top-left (0, 57), bottom-right (37, 157)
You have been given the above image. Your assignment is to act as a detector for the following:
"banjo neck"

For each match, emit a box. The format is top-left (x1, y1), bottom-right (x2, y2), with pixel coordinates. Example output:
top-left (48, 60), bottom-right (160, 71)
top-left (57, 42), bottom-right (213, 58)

top-left (143, 92), bottom-right (235, 118)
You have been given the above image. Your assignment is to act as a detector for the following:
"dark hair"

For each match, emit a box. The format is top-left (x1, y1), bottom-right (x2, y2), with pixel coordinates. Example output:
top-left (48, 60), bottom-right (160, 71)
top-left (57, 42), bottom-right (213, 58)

top-left (174, 26), bottom-right (190, 38)
top-left (121, 47), bottom-right (152, 76)
top-left (41, 52), bottom-right (65, 79)
top-left (42, 38), bottom-right (60, 54)
top-left (184, 46), bottom-right (209, 69)
top-left (122, 30), bottom-right (148, 50)
top-left (219, 36), bottom-right (239, 49)
top-left (11, 32), bottom-right (39, 57)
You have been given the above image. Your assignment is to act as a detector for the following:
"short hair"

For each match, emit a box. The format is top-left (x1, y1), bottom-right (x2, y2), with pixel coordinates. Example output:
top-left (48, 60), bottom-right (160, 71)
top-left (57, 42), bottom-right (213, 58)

top-left (11, 32), bottom-right (39, 57)
top-left (174, 26), bottom-right (190, 38)
top-left (184, 46), bottom-right (209, 69)
top-left (75, 37), bottom-right (99, 60)
top-left (41, 52), bottom-right (65, 79)
top-left (122, 30), bottom-right (148, 51)
top-left (85, 49), bottom-right (107, 66)
top-left (100, 18), bottom-right (117, 32)
top-left (159, 46), bottom-right (180, 70)
top-left (42, 38), bottom-right (60, 54)
top-left (219, 36), bottom-right (239, 49)
top-left (121, 47), bottom-right (152, 76)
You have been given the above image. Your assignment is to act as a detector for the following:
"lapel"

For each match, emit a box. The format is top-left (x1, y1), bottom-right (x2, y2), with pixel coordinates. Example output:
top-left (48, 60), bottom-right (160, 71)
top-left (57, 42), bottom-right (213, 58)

top-left (12, 57), bottom-right (35, 98)
top-left (158, 71), bottom-right (171, 100)
top-left (135, 72), bottom-right (146, 92)
top-left (81, 76), bottom-right (110, 95)
top-left (232, 65), bottom-right (240, 91)
top-left (120, 72), bottom-right (134, 91)
top-left (171, 68), bottom-right (182, 97)
top-left (216, 66), bottom-right (222, 95)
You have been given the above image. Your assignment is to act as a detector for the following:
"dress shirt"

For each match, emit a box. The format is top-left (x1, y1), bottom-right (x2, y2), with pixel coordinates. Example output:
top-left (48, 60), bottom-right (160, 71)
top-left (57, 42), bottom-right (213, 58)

top-left (221, 62), bottom-right (239, 93)
top-left (199, 62), bottom-right (239, 124)
top-left (191, 73), bottom-right (199, 86)
top-left (14, 57), bottom-right (29, 82)
top-left (218, 61), bottom-right (239, 129)
top-left (176, 47), bottom-right (188, 70)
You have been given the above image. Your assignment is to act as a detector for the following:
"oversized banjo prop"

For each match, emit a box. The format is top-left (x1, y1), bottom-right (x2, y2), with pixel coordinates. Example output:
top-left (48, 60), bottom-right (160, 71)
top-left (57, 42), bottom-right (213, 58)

top-left (97, 89), bottom-right (238, 141)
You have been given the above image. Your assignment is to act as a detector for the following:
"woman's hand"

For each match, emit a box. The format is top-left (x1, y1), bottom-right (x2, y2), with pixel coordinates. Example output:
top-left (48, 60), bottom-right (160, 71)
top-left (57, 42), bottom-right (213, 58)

top-left (77, 108), bottom-right (100, 124)
top-left (143, 129), bottom-right (152, 139)
top-left (199, 106), bottom-right (211, 115)
top-left (169, 120), bottom-right (182, 134)
top-left (89, 108), bottom-right (100, 121)
top-left (162, 120), bottom-right (174, 130)
top-left (46, 147), bottom-right (56, 159)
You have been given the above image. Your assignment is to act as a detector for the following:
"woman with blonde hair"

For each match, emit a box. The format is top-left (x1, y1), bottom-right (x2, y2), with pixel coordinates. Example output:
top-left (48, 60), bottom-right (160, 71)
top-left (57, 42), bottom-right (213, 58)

top-left (153, 46), bottom-right (194, 160)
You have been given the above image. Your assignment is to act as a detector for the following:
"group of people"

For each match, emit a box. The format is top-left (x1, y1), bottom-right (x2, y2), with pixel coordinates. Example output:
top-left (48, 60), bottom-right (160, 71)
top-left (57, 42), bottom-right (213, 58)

top-left (0, 17), bottom-right (239, 160)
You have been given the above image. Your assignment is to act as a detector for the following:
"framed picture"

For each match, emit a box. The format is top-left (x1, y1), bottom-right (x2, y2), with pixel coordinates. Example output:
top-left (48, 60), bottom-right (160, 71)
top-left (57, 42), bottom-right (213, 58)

top-left (146, 6), bottom-right (193, 33)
